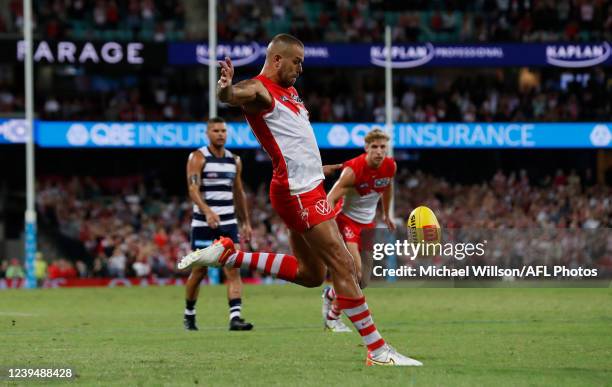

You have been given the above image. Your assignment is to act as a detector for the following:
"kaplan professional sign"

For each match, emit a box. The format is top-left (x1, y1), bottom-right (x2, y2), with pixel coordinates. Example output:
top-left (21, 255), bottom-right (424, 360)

top-left (0, 40), bottom-right (166, 65)
top-left (35, 121), bottom-right (612, 149)
top-left (0, 119), bottom-right (28, 144)
top-left (168, 42), bottom-right (611, 68)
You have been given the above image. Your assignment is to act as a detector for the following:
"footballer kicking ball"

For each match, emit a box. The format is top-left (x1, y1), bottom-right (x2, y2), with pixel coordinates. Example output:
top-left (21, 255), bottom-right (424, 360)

top-left (407, 206), bottom-right (442, 246)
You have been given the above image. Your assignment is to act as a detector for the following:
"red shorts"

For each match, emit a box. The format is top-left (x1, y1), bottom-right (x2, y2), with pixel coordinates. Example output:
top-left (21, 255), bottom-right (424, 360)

top-left (270, 182), bottom-right (335, 232)
top-left (335, 212), bottom-right (375, 249)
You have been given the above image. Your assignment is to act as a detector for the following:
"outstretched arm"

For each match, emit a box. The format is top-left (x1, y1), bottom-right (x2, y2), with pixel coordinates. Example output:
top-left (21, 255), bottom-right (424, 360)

top-left (327, 167), bottom-right (356, 208)
top-left (217, 57), bottom-right (272, 109)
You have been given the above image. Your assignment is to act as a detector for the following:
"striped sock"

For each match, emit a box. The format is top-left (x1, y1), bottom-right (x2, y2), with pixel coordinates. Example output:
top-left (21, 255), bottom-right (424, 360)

top-left (228, 298), bottom-right (242, 321)
top-left (324, 286), bottom-right (336, 301)
top-left (328, 304), bottom-right (342, 321)
top-left (224, 251), bottom-right (298, 281)
top-left (185, 299), bottom-right (196, 315)
top-left (324, 287), bottom-right (341, 321)
top-left (336, 295), bottom-right (386, 354)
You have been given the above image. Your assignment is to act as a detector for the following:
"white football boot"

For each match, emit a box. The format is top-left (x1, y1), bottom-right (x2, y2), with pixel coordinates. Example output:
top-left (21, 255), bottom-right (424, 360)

top-left (366, 345), bottom-right (423, 367)
top-left (324, 318), bottom-right (352, 333)
top-left (177, 237), bottom-right (235, 270)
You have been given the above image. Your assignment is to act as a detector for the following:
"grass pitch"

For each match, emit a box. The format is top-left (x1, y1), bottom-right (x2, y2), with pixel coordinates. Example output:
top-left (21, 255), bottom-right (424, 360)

top-left (1, 285), bottom-right (611, 386)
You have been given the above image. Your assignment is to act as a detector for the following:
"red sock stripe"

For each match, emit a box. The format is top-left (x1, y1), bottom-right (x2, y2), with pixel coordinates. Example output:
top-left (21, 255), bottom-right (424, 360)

top-left (233, 251), bottom-right (244, 268)
top-left (358, 324), bottom-right (377, 337)
top-left (277, 256), bottom-right (298, 281)
top-left (248, 253), bottom-right (260, 271)
top-left (326, 311), bottom-right (339, 320)
top-left (348, 310), bottom-right (370, 323)
top-left (335, 295), bottom-right (365, 311)
top-left (264, 253), bottom-right (275, 274)
top-left (327, 287), bottom-right (336, 301)
top-left (368, 339), bottom-right (386, 352)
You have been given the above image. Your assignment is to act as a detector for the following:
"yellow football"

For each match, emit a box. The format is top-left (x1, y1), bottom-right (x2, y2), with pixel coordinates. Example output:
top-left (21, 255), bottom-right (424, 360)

top-left (407, 206), bottom-right (442, 244)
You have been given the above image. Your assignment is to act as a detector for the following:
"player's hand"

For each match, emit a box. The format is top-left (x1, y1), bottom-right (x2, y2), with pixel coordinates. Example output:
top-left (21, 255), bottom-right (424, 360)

top-left (205, 210), bottom-right (221, 229)
top-left (218, 57), bottom-right (234, 89)
top-left (241, 223), bottom-right (252, 242)
top-left (323, 164), bottom-right (342, 177)
top-left (383, 215), bottom-right (397, 231)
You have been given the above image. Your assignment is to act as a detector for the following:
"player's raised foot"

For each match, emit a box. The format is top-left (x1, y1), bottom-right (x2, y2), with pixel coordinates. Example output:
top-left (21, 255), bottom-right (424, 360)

top-left (229, 317), bottom-right (254, 331)
top-left (366, 345), bottom-right (423, 367)
top-left (183, 314), bottom-right (198, 331)
top-left (177, 237), bottom-right (236, 270)
top-left (324, 318), bottom-right (352, 333)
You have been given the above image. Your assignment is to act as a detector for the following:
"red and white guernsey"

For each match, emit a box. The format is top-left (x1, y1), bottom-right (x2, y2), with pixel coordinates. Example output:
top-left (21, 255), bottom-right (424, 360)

top-left (244, 75), bottom-right (324, 195)
top-left (341, 153), bottom-right (396, 224)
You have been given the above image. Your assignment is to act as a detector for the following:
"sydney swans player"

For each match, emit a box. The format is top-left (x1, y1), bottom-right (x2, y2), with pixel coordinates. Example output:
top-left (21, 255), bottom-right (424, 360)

top-left (178, 34), bottom-right (421, 366)
top-left (322, 129), bottom-right (396, 333)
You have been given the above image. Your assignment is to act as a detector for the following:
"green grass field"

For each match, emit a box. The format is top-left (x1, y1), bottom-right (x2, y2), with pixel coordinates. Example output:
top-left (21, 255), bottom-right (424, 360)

top-left (1, 285), bottom-right (611, 386)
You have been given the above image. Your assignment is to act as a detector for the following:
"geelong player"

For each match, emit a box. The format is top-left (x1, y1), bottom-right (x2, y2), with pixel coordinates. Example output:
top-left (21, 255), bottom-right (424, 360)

top-left (178, 34), bottom-right (421, 366)
top-left (322, 129), bottom-right (396, 333)
top-left (184, 117), bottom-right (254, 331)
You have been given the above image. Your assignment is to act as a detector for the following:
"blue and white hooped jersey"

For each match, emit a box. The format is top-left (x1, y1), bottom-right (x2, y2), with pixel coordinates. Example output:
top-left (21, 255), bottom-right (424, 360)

top-left (191, 147), bottom-right (237, 227)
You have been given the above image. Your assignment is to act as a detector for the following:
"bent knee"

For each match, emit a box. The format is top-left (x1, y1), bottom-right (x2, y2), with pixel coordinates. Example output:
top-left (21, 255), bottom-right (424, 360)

top-left (300, 271), bottom-right (325, 288)
top-left (302, 278), bottom-right (325, 288)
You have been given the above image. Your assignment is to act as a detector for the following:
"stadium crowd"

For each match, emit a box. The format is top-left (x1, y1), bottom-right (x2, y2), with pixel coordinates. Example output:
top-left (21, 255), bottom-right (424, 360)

top-left (1, 0), bottom-right (610, 42)
top-left (218, 0), bottom-right (612, 43)
top-left (1, 66), bottom-right (609, 123)
top-left (1, 166), bottom-right (609, 281)
top-left (1, 0), bottom-right (185, 41)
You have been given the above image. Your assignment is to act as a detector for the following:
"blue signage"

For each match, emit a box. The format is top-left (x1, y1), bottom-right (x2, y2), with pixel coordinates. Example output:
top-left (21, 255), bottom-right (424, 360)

top-left (0, 119), bottom-right (28, 144)
top-left (36, 121), bottom-right (611, 149)
top-left (319, 123), bottom-right (612, 148)
top-left (168, 42), bottom-right (612, 68)
top-left (37, 121), bottom-right (259, 148)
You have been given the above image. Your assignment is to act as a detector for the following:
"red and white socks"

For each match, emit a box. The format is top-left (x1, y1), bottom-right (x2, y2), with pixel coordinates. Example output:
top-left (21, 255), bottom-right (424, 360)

top-left (324, 287), bottom-right (342, 321)
top-left (224, 251), bottom-right (299, 282)
top-left (336, 295), bottom-right (386, 355)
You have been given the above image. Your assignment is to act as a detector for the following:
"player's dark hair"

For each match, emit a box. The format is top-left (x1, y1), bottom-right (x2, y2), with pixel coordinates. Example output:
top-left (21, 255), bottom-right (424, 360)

top-left (207, 117), bottom-right (226, 125)
top-left (270, 33), bottom-right (304, 48)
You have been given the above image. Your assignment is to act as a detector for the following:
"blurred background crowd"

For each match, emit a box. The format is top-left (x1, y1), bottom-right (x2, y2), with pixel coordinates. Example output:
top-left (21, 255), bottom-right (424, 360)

top-left (1, 0), bottom-right (610, 42)
top-left (0, 0), bottom-right (610, 282)
top-left (1, 167), bottom-right (609, 281)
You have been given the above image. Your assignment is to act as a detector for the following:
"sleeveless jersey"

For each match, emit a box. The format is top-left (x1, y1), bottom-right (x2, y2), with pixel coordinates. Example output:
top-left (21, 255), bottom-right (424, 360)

top-left (191, 147), bottom-right (237, 227)
top-left (341, 154), bottom-right (396, 224)
top-left (244, 74), bottom-right (324, 195)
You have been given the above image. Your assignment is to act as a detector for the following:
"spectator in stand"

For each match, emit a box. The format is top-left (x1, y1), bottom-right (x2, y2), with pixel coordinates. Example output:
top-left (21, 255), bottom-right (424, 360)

top-left (34, 252), bottom-right (48, 286)
top-left (48, 259), bottom-right (78, 279)
top-left (6, 258), bottom-right (25, 279)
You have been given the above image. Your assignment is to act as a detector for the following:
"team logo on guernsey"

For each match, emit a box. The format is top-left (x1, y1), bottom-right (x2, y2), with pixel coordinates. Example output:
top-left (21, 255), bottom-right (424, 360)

top-left (374, 178), bottom-right (391, 188)
top-left (315, 199), bottom-right (332, 216)
top-left (281, 94), bottom-right (303, 104)
top-left (343, 226), bottom-right (356, 239)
